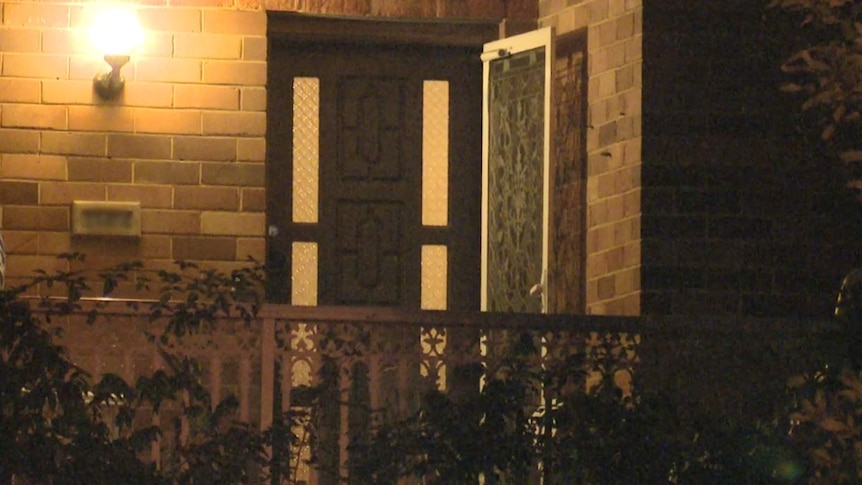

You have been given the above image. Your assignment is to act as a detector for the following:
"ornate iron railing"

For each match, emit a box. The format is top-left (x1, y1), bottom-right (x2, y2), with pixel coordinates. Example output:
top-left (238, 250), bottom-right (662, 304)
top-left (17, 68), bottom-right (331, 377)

top-left (46, 302), bottom-right (847, 484)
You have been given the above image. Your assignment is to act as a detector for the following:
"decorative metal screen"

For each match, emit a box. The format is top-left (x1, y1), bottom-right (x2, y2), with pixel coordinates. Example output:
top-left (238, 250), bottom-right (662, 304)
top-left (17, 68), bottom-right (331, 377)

top-left (486, 48), bottom-right (547, 313)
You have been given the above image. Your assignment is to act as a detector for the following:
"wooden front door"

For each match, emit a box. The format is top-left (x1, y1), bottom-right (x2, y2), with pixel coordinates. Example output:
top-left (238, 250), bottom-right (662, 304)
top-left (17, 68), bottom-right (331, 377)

top-left (267, 40), bottom-right (483, 310)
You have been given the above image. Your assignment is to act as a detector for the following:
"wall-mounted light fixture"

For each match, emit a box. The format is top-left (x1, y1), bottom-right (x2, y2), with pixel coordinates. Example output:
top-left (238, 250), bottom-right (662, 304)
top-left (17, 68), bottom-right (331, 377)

top-left (90, 8), bottom-right (144, 100)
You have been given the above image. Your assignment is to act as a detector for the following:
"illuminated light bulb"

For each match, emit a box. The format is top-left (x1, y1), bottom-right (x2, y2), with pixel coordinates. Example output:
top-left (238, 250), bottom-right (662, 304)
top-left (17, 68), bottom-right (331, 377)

top-left (90, 8), bottom-right (144, 56)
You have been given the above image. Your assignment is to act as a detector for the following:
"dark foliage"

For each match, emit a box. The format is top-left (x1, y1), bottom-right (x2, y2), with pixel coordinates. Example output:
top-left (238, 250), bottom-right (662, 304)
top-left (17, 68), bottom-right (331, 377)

top-left (1, 253), bottom-right (858, 484)
top-left (350, 332), bottom-right (808, 484)
top-left (0, 254), bottom-right (285, 484)
top-left (770, 0), bottom-right (862, 197)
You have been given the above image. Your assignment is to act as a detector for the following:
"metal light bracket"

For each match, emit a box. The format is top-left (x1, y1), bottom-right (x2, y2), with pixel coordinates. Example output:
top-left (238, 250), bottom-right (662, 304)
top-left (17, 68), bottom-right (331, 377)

top-left (93, 54), bottom-right (131, 99)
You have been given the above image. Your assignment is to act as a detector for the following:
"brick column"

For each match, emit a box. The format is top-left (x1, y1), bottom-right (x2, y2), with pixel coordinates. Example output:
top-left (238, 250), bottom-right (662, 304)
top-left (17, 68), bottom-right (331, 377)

top-left (540, 0), bottom-right (643, 315)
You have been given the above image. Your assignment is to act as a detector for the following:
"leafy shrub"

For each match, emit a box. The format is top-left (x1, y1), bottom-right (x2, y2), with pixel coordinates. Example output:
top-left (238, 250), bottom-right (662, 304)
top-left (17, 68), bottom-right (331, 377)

top-left (787, 366), bottom-right (862, 483)
top-left (0, 254), bottom-right (290, 484)
top-left (0, 253), bottom-right (849, 484)
top-left (351, 331), bottom-right (807, 484)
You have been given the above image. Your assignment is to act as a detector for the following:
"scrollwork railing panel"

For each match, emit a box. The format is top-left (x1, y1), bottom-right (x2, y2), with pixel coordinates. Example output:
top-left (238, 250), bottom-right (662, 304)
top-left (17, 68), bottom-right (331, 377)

top-left (40, 302), bottom-right (847, 484)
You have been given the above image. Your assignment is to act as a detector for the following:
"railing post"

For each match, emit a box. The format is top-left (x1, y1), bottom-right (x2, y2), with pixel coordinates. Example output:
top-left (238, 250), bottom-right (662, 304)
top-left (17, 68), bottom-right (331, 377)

top-left (261, 317), bottom-right (275, 431)
top-left (152, 347), bottom-right (163, 468)
top-left (261, 317), bottom-right (275, 484)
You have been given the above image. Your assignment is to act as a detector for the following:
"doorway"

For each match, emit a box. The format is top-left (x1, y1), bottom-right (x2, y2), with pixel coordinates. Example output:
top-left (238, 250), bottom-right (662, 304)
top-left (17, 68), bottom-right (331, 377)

top-left (266, 17), bottom-right (492, 311)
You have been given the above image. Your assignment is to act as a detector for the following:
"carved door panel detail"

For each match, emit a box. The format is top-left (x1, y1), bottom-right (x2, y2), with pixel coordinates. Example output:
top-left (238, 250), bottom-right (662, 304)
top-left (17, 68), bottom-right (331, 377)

top-left (330, 76), bottom-right (414, 306)
top-left (339, 78), bottom-right (405, 182)
top-left (335, 201), bottom-right (404, 305)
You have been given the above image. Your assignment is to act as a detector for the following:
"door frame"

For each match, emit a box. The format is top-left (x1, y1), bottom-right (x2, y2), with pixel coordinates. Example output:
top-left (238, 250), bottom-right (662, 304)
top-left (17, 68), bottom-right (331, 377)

top-left (265, 13), bottom-right (502, 309)
top-left (267, 12), bottom-right (500, 48)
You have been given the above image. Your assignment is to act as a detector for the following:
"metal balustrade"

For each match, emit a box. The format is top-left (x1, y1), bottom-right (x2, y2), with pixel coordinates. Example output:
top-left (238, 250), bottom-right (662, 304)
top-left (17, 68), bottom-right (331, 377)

top-left (41, 302), bottom-right (848, 484)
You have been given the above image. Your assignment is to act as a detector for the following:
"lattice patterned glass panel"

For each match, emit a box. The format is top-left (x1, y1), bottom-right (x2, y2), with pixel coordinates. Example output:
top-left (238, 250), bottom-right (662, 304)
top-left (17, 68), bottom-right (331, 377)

top-left (291, 242), bottom-right (318, 306)
top-left (421, 244), bottom-right (447, 310)
top-left (486, 48), bottom-right (545, 313)
top-left (422, 80), bottom-right (449, 227)
top-left (292, 77), bottom-right (319, 224)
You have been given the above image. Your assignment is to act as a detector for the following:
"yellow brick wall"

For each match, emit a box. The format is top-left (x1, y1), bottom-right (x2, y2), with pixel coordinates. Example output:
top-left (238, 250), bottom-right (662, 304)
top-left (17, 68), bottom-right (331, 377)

top-left (540, 0), bottom-right (643, 315)
top-left (0, 3), bottom-right (269, 290)
top-left (0, 0), bottom-right (536, 292)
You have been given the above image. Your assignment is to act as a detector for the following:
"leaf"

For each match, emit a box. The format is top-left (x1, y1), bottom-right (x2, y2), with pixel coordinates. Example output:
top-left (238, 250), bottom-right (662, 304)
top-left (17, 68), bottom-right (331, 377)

top-left (811, 447), bottom-right (834, 464)
top-left (787, 374), bottom-right (808, 388)
top-left (820, 417), bottom-right (849, 432)
top-left (804, 90), bottom-right (837, 111)
top-left (834, 104), bottom-right (848, 121)
top-left (784, 49), bottom-right (831, 73)
top-left (801, 397), bottom-right (818, 416)
top-left (839, 150), bottom-right (862, 162)
top-left (212, 395), bottom-right (240, 425)
top-left (102, 276), bottom-right (118, 296)
top-left (781, 82), bottom-right (805, 93)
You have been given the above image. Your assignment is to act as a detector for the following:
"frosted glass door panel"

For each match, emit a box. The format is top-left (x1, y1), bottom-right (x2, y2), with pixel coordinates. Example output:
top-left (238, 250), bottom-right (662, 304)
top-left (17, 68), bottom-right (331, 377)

top-left (422, 80), bottom-right (449, 227)
top-left (291, 242), bottom-right (318, 306)
top-left (293, 77), bottom-right (319, 224)
top-left (421, 244), bottom-right (448, 310)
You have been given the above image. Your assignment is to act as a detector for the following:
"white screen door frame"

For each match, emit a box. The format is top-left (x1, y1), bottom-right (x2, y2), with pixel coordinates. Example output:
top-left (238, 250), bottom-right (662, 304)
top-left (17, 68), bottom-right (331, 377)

top-left (481, 27), bottom-right (556, 313)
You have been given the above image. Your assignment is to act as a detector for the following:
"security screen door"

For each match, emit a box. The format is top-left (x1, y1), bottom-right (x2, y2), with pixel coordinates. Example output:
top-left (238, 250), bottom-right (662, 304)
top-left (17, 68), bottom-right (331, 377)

top-left (267, 41), bottom-right (482, 310)
top-left (481, 27), bottom-right (555, 313)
